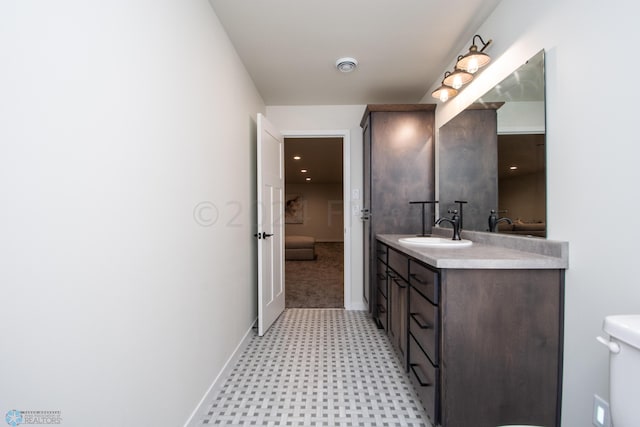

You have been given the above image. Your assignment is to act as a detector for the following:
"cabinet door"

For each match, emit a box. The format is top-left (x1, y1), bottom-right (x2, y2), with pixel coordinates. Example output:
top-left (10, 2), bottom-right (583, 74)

top-left (388, 272), bottom-right (408, 368)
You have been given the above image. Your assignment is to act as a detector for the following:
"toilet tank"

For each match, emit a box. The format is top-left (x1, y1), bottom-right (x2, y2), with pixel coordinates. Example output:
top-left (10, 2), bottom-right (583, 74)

top-left (602, 315), bottom-right (640, 427)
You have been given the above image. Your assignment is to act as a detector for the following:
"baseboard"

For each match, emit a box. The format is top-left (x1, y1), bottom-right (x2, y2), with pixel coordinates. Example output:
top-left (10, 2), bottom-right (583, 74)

top-left (345, 301), bottom-right (367, 311)
top-left (183, 317), bottom-right (257, 427)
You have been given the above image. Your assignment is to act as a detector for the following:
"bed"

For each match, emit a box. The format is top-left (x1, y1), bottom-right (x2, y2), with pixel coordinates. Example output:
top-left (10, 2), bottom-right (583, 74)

top-left (285, 235), bottom-right (316, 260)
top-left (498, 220), bottom-right (546, 237)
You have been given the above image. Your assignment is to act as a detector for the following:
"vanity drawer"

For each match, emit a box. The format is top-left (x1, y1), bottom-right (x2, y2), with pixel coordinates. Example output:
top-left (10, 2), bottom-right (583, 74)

top-left (377, 261), bottom-right (388, 298)
top-left (409, 260), bottom-right (439, 305)
top-left (409, 333), bottom-right (440, 425)
top-left (376, 288), bottom-right (388, 331)
top-left (376, 242), bottom-right (388, 263)
top-left (388, 247), bottom-right (409, 279)
top-left (409, 287), bottom-right (439, 365)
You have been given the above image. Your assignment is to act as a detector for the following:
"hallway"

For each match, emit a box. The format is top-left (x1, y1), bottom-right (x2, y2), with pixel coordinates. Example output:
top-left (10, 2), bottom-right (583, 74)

top-left (192, 309), bottom-right (430, 426)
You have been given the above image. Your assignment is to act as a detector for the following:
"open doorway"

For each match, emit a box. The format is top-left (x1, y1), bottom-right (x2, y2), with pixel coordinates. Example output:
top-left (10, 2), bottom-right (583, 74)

top-left (284, 137), bottom-right (344, 308)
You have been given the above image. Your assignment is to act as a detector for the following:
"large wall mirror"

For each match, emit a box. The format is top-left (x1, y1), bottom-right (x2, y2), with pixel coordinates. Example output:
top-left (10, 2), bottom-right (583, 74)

top-left (438, 49), bottom-right (546, 237)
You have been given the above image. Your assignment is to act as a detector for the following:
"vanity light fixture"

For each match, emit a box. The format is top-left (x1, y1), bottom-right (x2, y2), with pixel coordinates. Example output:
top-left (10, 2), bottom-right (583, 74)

top-left (336, 57), bottom-right (358, 73)
top-left (456, 34), bottom-right (492, 74)
top-left (432, 34), bottom-right (492, 102)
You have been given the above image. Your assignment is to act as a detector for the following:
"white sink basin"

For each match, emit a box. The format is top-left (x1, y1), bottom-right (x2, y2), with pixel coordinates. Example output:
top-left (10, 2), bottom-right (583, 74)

top-left (398, 236), bottom-right (473, 248)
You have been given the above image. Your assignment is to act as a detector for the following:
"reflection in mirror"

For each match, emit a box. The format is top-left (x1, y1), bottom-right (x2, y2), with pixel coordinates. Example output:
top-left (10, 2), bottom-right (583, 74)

top-left (438, 50), bottom-right (546, 237)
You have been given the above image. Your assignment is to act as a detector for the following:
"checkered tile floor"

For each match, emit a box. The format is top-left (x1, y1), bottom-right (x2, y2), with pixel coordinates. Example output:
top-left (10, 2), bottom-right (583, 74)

top-left (194, 309), bottom-right (430, 426)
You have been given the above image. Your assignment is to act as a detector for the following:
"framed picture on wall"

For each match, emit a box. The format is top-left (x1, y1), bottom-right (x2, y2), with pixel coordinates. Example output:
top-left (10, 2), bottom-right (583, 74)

top-left (285, 194), bottom-right (304, 224)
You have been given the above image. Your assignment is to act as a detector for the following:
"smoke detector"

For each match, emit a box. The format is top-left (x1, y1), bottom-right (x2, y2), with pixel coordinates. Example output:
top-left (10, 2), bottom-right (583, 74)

top-left (336, 57), bottom-right (358, 73)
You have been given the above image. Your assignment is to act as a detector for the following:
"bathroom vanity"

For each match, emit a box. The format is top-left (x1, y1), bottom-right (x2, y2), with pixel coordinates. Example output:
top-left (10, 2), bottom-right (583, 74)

top-left (377, 230), bottom-right (568, 427)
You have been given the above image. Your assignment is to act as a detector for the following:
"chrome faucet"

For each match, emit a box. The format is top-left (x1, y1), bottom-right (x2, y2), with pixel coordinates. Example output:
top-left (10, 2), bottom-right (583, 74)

top-left (435, 209), bottom-right (461, 240)
top-left (488, 209), bottom-right (513, 232)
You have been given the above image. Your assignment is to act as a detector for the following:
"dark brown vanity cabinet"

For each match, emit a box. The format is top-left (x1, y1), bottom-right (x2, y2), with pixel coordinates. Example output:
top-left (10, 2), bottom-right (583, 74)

top-left (407, 261), bottom-right (564, 427)
top-left (361, 104), bottom-right (435, 323)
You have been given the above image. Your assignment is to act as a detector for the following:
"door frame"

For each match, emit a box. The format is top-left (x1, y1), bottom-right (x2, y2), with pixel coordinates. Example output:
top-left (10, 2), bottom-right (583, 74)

top-left (281, 129), bottom-right (352, 309)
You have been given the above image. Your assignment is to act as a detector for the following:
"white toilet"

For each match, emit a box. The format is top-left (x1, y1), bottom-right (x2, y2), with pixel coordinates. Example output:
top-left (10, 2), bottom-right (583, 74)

top-left (598, 314), bottom-right (640, 427)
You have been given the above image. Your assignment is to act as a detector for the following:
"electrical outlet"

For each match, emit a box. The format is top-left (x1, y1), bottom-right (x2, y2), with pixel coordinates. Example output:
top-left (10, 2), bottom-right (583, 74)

top-left (592, 394), bottom-right (611, 427)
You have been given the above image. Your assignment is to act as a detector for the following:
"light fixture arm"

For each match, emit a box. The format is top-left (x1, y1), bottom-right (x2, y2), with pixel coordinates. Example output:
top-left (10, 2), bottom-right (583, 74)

top-left (472, 34), bottom-right (492, 52)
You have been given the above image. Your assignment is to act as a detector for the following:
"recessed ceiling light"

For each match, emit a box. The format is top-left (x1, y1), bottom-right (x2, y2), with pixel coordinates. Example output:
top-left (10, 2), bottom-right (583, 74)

top-left (293, 156), bottom-right (301, 160)
top-left (336, 57), bottom-right (358, 73)
top-left (510, 166), bottom-right (518, 170)
top-left (300, 169), bottom-right (308, 173)
top-left (305, 177), bottom-right (312, 181)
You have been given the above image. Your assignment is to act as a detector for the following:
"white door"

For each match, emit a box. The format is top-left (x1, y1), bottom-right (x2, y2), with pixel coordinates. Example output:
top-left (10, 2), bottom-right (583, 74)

top-left (257, 113), bottom-right (285, 336)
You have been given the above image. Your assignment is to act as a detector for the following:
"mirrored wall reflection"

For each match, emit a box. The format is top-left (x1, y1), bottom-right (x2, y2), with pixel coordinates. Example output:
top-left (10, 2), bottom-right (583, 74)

top-left (438, 50), bottom-right (546, 237)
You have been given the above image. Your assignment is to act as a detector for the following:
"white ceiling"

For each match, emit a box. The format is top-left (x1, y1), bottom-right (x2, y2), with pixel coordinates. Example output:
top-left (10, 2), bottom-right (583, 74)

top-left (209, 0), bottom-right (502, 105)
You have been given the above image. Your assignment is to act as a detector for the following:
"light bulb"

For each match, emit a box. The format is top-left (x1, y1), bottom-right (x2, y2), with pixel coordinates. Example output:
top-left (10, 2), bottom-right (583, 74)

top-left (452, 75), bottom-right (463, 89)
top-left (467, 58), bottom-right (479, 74)
top-left (439, 90), bottom-right (449, 102)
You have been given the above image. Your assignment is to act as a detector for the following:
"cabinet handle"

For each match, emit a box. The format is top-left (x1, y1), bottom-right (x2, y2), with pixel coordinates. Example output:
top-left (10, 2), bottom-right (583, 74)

top-left (392, 277), bottom-right (407, 289)
top-left (377, 304), bottom-right (386, 314)
top-left (410, 273), bottom-right (428, 284)
top-left (410, 363), bottom-right (432, 387)
top-left (410, 312), bottom-right (432, 329)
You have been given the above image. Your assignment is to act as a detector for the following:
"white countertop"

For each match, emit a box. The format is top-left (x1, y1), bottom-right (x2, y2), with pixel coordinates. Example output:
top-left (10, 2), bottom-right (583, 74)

top-left (377, 233), bottom-right (569, 269)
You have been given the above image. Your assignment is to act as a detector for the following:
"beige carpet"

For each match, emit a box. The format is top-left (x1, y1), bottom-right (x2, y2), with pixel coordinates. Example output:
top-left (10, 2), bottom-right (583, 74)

top-left (285, 242), bottom-right (344, 308)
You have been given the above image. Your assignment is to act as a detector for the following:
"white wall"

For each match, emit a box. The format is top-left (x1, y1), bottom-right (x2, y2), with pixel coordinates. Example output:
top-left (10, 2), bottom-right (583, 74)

top-left (423, 1), bottom-right (640, 425)
top-left (0, 1), bottom-right (264, 426)
top-left (266, 105), bottom-right (366, 310)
